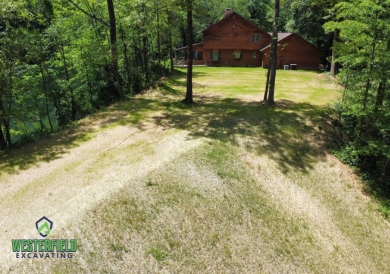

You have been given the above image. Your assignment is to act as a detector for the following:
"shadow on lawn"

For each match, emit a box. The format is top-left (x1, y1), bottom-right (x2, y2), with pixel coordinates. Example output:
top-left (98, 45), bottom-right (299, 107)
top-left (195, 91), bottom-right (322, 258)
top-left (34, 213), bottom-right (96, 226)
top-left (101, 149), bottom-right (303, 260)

top-left (0, 125), bottom-right (95, 175)
top-left (0, 92), bottom-right (333, 176)
top-left (152, 95), bottom-right (332, 174)
top-left (0, 98), bottom-right (165, 175)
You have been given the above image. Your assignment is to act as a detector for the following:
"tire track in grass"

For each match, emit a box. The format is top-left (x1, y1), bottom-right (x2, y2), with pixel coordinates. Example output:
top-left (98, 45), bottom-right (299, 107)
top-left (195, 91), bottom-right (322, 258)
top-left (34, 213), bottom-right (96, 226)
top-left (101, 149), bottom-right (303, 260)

top-left (0, 125), bottom-right (204, 272)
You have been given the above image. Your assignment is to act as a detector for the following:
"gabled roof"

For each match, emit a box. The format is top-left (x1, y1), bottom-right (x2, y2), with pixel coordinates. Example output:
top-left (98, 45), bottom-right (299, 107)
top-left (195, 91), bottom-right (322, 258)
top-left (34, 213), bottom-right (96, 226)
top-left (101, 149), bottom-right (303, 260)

top-left (273, 32), bottom-right (294, 41)
top-left (260, 33), bottom-right (293, 51)
top-left (203, 12), bottom-right (269, 35)
top-left (260, 33), bottom-right (318, 52)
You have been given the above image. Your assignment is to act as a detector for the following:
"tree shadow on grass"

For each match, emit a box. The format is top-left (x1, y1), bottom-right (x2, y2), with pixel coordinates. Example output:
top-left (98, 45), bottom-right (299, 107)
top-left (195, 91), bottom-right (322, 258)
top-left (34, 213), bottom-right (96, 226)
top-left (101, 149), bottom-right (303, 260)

top-left (172, 68), bottom-right (208, 78)
top-left (0, 98), bottom-right (167, 175)
top-left (161, 70), bottom-right (208, 89)
top-left (0, 126), bottom-right (96, 175)
top-left (152, 95), bottom-right (333, 174)
top-left (158, 83), bottom-right (183, 94)
top-left (0, 93), bottom-right (333, 176)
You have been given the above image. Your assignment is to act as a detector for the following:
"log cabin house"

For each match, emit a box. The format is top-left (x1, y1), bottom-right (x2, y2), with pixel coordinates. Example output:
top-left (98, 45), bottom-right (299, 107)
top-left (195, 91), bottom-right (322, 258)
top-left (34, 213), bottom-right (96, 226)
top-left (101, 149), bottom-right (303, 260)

top-left (175, 9), bottom-right (320, 70)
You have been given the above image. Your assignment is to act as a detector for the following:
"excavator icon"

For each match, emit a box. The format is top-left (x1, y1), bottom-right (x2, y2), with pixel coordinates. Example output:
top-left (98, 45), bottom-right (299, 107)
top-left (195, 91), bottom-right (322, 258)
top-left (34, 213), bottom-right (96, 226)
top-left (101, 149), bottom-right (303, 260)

top-left (35, 216), bottom-right (53, 237)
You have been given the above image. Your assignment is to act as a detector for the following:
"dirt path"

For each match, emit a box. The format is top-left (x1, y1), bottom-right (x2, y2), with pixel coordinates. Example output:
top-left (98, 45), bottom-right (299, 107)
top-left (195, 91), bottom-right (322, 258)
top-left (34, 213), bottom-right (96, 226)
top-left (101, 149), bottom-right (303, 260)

top-left (0, 116), bottom-right (204, 271)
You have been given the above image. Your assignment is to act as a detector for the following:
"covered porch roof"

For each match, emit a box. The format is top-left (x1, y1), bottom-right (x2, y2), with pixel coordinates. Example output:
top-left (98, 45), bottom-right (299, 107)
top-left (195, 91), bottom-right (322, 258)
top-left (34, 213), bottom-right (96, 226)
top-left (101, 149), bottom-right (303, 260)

top-left (173, 42), bottom-right (204, 51)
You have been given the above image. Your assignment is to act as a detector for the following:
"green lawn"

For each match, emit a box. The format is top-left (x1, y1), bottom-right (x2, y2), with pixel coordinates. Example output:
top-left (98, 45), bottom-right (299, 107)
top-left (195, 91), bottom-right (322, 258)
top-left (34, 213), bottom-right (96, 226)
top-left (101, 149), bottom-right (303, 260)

top-left (166, 67), bottom-right (340, 104)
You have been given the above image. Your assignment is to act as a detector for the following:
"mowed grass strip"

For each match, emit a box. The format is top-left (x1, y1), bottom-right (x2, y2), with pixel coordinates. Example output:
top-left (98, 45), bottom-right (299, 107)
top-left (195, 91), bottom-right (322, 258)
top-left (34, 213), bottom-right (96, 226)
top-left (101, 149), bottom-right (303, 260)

top-left (14, 142), bottom-right (390, 273)
top-left (7, 68), bottom-right (390, 273)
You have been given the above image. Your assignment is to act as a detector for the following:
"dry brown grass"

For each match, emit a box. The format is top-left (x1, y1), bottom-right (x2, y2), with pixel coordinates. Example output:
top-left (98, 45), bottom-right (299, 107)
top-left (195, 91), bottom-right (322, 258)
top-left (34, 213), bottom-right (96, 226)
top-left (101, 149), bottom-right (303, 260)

top-left (9, 140), bottom-right (390, 273)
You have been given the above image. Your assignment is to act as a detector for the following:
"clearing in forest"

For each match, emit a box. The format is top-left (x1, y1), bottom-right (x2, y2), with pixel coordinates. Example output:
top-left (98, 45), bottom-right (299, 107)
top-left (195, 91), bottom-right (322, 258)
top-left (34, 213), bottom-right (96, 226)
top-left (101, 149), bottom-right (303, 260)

top-left (1, 68), bottom-right (389, 273)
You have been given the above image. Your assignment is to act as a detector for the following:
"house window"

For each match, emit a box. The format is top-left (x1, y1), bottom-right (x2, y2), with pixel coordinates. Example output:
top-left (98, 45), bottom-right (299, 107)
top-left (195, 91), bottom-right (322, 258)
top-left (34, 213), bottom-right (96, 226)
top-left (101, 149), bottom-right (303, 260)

top-left (252, 51), bottom-right (257, 58)
top-left (211, 50), bottom-right (220, 61)
top-left (193, 51), bottom-right (203, 60)
top-left (232, 51), bottom-right (242, 59)
top-left (251, 34), bottom-right (260, 42)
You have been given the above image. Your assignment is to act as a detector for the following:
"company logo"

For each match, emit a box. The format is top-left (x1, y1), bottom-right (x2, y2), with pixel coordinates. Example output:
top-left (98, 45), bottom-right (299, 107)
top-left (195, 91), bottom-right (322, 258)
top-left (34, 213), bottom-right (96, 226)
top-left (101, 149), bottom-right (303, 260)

top-left (35, 216), bottom-right (53, 237)
top-left (11, 216), bottom-right (77, 259)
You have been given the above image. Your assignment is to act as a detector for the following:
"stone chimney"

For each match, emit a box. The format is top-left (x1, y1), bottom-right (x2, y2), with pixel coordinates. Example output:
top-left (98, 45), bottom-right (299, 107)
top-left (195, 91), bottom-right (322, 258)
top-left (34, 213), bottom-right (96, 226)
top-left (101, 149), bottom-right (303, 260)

top-left (224, 8), bottom-right (232, 17)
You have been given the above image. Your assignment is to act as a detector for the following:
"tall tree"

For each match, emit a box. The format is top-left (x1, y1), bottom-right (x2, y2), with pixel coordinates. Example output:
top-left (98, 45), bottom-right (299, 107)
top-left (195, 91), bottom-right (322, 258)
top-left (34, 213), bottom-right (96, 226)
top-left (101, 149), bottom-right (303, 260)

top-left (264, 0), bottom-right (280, 105)
top-left (184, 0), bottom-right (194, 104)
top-left (106, 0), bottom-right (122, 99)
top-left (66, 0), bottom-right (122, 99)
top-left (324, 0), bottom-right (390, 191)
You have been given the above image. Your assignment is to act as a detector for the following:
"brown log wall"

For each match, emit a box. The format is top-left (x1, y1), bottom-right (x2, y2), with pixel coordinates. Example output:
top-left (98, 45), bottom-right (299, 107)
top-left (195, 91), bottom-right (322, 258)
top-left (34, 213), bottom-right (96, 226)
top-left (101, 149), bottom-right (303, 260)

top-left (203, 49), bottom-right (262, 67)
top-left (203, 16), bottom-right (271, 51)
top-left (262, 35), bottom-right (320, 70)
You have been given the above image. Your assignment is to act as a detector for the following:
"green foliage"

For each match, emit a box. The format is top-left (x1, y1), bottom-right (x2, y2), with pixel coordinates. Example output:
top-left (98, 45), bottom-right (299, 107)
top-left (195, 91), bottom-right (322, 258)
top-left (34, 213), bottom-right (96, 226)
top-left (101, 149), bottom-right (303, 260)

top-left (0, 0), bottom-right (180, 148)
top-left (325, 0), bottom-right (390, 196)
top-left (246, 0), bottom-right (273, 31)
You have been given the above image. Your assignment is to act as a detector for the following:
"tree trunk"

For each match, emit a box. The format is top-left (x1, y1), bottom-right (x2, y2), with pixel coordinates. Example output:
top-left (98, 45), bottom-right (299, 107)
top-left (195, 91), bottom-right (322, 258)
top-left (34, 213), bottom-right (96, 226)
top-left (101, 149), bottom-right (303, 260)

top-left (374, 80), bottom-right (386, 113)
top-left (107, 0), bottom-right (122, 99)
top-left (168, 12), bottom-right (175, 73)
top-left (3, 118), bottom-right (11, 147)
top-left (184, 0), bottom-right (193, 104)
top-left (44, 65), bottom-right (66, 127)
top-left (170, 29), bottom-right (175, 73)
top-left (0, 96), bottom-right (11, 147)
top-left (119, 23), bottom-right (132, 94)
top-left (384, 158), bottom-right (390, 176)
top-left (266, 0), bottom-right (279, 106)
top-left (58, 42), bottom-right (77, 121)
top-left (157, 3), bottom-right (161, 69)
top-left (80, 47), bottom-right (95, 107)
top-left (0, 88), bottom-right (7, 148)
top-left (38, 115), bottom-right (45, 136)
top-left (0, 74), bottom-right (10, 148)
top-left (140, 1), bottom-right (149, 86)
top-left (0, 124), bottom-right (6, 150)
top-left (330, 29), bottom-right (339, 75)
top-left (263, 67), bottom-right (270, 101)
top-left (67, 0), bottom-right (121, 97)
top-left (374, 41), bottom-right (390, 113)
top-left (143, 35), bottom-right (149, 85)
top-left (39, 64), bottom-right (53, 132)
top-left (359, 11), bottom-right (379, 135)
top-left (4, 76), bottom-right (12, 146)
top-left (363, 11), bottom-right (378, 113)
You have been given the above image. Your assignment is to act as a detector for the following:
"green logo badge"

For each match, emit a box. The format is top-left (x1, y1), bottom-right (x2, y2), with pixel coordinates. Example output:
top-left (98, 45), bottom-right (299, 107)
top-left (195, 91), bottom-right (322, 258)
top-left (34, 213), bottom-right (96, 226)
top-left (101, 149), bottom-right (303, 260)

top-left (35, 216), bottom-right (53, 237)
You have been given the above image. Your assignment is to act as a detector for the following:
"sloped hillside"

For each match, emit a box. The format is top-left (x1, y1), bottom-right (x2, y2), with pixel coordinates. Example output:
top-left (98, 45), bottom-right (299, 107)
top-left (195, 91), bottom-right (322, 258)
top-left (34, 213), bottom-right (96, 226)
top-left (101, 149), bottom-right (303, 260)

top-left (2, 68), bottom-right (389, 273)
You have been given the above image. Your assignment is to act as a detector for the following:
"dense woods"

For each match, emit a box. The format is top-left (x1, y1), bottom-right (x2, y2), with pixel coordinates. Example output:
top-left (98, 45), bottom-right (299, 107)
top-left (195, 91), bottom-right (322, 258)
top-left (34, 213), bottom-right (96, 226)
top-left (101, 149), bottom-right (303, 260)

top-left (0, 0), bottom-right (269, 148)
top-left (0, 0), bottom-right (389, 194)
top-left (325, 0), bottom-right (390, 194)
